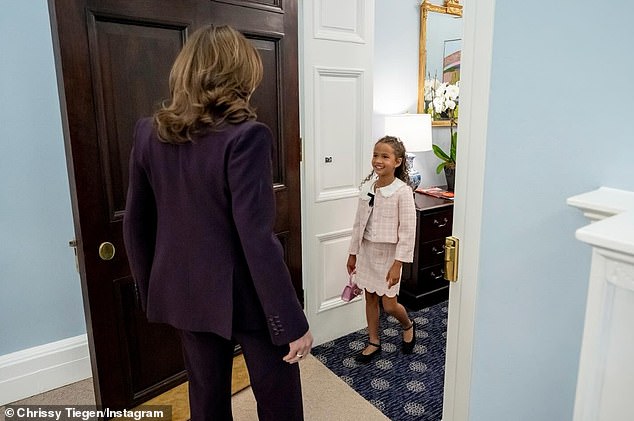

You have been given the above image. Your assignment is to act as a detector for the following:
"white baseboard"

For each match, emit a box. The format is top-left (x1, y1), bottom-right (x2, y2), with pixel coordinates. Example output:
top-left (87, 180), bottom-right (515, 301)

top-left (0, 334), bottom-right (92, 405)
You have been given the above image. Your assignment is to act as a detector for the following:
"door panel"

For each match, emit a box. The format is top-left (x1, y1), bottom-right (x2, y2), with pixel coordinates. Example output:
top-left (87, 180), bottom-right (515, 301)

top-left (88, 16), bottom-right (184, 220)
top-left (49, 0), bottom-right (300, 410)
top-left (89, 17), bottom-right (184, 218)
top-left (250, 38), bottom-right (282, 180)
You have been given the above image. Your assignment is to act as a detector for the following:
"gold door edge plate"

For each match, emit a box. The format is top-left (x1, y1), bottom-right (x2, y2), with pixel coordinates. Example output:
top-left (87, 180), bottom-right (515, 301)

top-left (444, 236), bottom-right (459, 282)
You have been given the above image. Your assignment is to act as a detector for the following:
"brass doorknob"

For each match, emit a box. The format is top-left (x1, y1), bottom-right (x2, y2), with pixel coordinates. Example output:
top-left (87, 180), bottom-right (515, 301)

top-left (99, 242), bottom-right (115, 261)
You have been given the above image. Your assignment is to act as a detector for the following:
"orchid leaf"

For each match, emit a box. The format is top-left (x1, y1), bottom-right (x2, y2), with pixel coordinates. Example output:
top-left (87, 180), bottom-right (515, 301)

top-left (432, 144), bottom-right (450, 161)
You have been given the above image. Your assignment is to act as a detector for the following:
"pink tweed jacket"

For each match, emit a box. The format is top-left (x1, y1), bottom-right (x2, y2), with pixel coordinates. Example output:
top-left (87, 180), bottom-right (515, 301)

top-left (349, 178), bottom-right (417, 262)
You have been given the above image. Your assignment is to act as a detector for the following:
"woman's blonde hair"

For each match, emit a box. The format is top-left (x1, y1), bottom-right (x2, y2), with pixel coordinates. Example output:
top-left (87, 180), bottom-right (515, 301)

top-left (154, 25), bottom-right (263, 143)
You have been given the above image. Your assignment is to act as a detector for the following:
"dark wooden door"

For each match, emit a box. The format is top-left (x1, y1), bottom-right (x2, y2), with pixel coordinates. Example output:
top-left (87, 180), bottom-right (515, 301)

top-left (48, 0), bottom-right (301, 411)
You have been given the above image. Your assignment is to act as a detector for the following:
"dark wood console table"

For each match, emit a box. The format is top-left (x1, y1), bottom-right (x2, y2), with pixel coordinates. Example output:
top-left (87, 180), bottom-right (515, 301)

top-left (399, 191), bottom-right (454, 310)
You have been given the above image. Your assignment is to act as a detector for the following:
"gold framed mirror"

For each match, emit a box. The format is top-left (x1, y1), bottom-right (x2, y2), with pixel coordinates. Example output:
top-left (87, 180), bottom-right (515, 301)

top-left (417, 0), bottom-right (463, 126)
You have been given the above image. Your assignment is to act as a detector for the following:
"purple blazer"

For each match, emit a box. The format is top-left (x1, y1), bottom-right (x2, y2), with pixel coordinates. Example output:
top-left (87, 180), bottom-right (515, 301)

top-left (123, 118), bottom-right (308, 345)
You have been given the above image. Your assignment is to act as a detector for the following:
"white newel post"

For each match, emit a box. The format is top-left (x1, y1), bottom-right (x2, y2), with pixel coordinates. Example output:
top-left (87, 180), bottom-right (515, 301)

top-left (567, 187), bottom-right (634, 421)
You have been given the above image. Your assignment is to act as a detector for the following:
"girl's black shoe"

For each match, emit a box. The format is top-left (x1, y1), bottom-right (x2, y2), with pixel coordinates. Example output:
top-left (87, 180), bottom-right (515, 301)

top-left (355, 342), bottom-right (381, 363)
top-left (402, 320), bottom-right (416, 354)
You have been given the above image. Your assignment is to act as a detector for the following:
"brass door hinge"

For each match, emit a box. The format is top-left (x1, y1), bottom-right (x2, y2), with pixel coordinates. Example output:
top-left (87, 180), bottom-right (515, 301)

top-left (299, 136), bottom-right (303, 162)
top-left (444, 236), bottom-right (459, 282)
top-left (69, 239), bottom-right (79, 273)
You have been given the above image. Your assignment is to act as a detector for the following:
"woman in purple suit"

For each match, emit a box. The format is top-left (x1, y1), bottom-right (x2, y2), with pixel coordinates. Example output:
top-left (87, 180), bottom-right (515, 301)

top-left (123, 25), bottom-right (313, 421)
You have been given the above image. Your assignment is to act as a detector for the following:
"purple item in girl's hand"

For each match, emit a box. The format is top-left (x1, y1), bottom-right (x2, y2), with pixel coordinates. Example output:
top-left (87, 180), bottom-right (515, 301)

top-left (341, 274), bottom-right (362, 302)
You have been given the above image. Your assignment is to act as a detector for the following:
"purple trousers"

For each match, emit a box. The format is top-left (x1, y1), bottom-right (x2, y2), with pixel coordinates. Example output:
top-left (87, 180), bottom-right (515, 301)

top-left (179, 328), bottom-right (303, 421)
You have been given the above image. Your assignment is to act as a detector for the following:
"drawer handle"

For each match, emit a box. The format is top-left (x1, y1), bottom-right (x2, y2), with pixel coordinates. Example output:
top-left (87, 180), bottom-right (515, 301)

top-left (431, 245), bottom-right (446, 255)
top-left (430, 270), bottom-right (445, 280)
top-left (433, 217), bottom-right (449, 228)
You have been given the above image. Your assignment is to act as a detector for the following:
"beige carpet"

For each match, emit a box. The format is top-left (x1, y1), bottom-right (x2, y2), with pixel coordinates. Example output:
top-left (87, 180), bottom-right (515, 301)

top-left (2, 355), bottom-right (388, 421)
top-left (231, 355), bottom-right (389, 421)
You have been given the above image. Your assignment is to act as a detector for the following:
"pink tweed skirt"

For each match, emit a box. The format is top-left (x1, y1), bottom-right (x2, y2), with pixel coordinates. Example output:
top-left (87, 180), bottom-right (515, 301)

top-left (354, 238), bottom-right (401, 297)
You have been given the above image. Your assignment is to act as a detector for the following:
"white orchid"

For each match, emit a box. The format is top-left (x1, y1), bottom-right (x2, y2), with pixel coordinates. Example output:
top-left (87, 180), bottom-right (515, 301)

top-left (424, 78), bottom-right (441, 101)
top-left (445, 82), bottom-right (459, 100)
top-left (430, 81), bottom-right (459, 116)
top-left (427, 80), bottom-right (460, 180)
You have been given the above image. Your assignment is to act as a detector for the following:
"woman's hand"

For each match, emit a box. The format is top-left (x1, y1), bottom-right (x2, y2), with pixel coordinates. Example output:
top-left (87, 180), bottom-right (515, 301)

top-left (346, 254), bottom-right (357, 275)
top-left (283, 330), bottom-right (314, 364)
top-left (386, 260), bottom-right (403, 288)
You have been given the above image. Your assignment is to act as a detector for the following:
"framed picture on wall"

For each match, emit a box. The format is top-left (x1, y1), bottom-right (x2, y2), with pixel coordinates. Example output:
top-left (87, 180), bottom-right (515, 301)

top-left (443, 38), bottom-right (461, 84)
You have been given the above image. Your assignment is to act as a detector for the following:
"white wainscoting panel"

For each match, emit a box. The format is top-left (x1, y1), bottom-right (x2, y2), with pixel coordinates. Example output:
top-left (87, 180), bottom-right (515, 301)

top-left (314, 0), bottom-right (366, 43)
top-left (568, 187), bottom-right (634, 421)
top-left (0, 334), bottom-right (91, 405)
top-left (315, 229), bottom-right (358, 313)
top-left (314, 67), bottom-right (364, 202)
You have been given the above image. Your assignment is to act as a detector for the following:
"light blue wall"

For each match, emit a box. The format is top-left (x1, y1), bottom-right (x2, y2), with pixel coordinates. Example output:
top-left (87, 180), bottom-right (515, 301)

top-left (0, 0), bottom-right (85, 355)
top-left (373, 0), bottom-right (419, 115)
top-left (469, 1), bottom-right (634, 420)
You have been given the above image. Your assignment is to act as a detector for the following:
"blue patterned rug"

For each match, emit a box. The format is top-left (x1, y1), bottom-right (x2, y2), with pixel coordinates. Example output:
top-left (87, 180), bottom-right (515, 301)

top-left (312, 300), bottom-right (448, 420)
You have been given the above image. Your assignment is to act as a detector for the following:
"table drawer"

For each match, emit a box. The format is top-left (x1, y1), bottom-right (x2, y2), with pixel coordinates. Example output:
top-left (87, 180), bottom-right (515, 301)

top-left (403, 264), bottom-right (447, 294)
top-left (418, 208), bottom-right (453, 239)
top-left (420, 264), bottom-right (447, 291)
top-left (418, 238), bottom-right (446, 267)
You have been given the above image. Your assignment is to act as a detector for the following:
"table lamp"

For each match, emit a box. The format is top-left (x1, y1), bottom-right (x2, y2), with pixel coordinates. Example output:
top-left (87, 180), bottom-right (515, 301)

top-left (384, 113), bottom-right (433, 189)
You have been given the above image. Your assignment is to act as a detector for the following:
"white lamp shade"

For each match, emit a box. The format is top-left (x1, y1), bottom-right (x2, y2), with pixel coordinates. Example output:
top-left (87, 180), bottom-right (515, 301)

top-left (384, 113), bottom-right (433, 152)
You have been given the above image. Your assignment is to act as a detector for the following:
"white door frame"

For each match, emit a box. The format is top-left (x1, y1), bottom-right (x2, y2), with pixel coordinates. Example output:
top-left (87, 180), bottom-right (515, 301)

top-left (442, 0), bottom-right (496, 419)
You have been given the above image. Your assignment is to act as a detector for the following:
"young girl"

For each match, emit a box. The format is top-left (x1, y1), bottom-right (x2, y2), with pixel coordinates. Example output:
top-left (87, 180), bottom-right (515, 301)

top-left (346, 136), bottom-right (417, 363)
